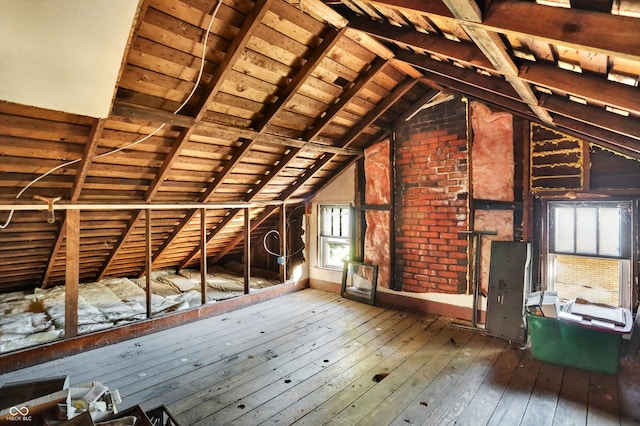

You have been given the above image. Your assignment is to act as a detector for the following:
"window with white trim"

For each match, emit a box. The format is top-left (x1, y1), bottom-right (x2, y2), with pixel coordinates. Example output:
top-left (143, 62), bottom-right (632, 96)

top-left (546, 201), bottom-right (632, 308)
top-left (319, 204), bottom-right (351, 270)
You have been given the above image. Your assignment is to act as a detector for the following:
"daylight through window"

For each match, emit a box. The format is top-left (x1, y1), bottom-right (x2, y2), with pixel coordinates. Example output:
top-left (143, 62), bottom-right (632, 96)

top-left (319, 205), bottom-right (350, 270)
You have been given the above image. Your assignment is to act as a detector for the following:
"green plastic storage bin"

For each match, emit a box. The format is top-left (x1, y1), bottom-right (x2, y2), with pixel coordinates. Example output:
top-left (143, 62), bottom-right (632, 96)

top-left (527, 314), bottom-right (622, 375)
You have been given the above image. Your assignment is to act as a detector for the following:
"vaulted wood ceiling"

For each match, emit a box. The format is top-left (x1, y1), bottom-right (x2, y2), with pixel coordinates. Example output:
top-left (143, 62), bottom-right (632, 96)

top-left (0, 0), bottom-right (638, 290)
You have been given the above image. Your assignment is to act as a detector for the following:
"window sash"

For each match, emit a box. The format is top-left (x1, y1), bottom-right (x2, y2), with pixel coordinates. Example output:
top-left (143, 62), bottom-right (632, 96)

top-left (549, 202), bottom-right (629, 259)
top-left (318, 204), bottom-right (351, 270)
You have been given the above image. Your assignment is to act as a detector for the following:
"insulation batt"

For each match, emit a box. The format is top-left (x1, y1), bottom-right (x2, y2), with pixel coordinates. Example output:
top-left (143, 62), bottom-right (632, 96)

top-left (470, 102), bottom-right (514, 202)
top-left (364, 140), bottom-right (392, 288)
top-left (0, 266), bottom-right (279, 354)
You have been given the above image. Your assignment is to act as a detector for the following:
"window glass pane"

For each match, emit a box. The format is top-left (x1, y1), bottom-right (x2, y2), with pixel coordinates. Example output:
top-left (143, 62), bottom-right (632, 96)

top-left (550, 254), bottom-right (622, 307)
top-left (340, 208), bottom-right (349, 237)
top-left (554, 207), bottom-right (575, 252)
top-left (599, 208), bottom-right (621, 256)
top-left (326, 239), bottom-right (349, 267)
top-left (575, 208), bottom-right (597, 254)
top-left (331, 208), bottom-right (340, 236)
top-left (319, 205), bottom-right (350, 269)
top-left (320, 208), bottom-right (329, 236)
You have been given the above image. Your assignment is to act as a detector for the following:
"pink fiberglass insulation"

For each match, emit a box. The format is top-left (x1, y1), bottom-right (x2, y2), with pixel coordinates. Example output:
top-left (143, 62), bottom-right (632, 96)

top-left (364, 140), bottom-right (390, 205)
top-left (470, 101), bottom-right (514, 202)
top-left (365, 210), bottom-right (390, 289)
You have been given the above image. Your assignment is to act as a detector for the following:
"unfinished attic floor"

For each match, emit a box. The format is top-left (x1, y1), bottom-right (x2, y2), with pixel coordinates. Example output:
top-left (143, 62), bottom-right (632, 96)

top-left (1, 289), bottom-right (639, 425)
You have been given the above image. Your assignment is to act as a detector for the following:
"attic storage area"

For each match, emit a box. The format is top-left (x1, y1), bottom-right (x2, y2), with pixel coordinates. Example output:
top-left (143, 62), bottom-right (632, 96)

top-left (2, 0), bottom-right (640, 424)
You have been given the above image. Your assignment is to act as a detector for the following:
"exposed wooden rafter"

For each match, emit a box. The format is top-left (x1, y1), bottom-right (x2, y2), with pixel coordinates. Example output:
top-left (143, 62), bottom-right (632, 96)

top-left (42, 119), bottom-right (106, 286)
top-left (210, 206), bottom-right (279, 263)
top-left (370, 0), bottom-right (640, 61)
top-left (346, 13), bottom-right (494, 70)
top-left (143, 10), bottom-right (348, 274)
top-left (279, 77), bottom-right (419, 200)
top-left (519, 63), bottom-right (640, 116)
top-left (441, 0), bottom-right (553, 124)
top-left (105, 0), bottom-right (282, 279)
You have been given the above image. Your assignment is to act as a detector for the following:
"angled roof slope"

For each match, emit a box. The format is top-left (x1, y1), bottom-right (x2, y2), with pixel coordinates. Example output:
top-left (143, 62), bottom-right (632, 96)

top-left (0, 0), bottom-right (433, 289)
top-left (0, 0), bottom-right (638, 290)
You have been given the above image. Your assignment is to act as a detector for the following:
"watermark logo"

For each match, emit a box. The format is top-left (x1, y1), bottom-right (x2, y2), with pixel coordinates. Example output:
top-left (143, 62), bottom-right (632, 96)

top-left (5, 406), bottom-right (32, 422)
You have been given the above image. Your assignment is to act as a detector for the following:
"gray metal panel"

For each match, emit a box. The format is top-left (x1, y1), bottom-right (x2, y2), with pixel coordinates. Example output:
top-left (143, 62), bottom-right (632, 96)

top-left (485, 241), bottom-right (530, 342)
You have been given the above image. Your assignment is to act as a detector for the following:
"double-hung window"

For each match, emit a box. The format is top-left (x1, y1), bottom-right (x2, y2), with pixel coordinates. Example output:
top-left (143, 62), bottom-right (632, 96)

top-left (319, 205), bottom-right (351, 270)
top-left (546, 201), bottom-right (632, 308)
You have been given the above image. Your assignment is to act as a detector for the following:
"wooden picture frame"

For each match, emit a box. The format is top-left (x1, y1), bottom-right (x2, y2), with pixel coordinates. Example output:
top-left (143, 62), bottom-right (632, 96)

top-left (341, 261), bottom-right (378, 305)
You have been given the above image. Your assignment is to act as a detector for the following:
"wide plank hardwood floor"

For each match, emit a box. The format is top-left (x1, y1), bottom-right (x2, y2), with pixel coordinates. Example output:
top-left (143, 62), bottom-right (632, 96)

top-left (2, 288), bottom-right (640, 425)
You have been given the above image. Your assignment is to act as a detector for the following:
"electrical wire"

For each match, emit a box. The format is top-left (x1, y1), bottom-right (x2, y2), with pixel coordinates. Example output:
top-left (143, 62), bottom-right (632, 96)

top-left (262, 205), bottom-right (306, 259)
top-left (263, 230), bottom-right (281, 257)
top-left (0, 1), bottom-right (222, 230)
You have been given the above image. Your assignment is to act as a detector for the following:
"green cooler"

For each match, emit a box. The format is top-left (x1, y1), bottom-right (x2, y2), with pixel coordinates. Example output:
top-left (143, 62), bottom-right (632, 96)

top-left (527, 314), bottom-right (623, 375)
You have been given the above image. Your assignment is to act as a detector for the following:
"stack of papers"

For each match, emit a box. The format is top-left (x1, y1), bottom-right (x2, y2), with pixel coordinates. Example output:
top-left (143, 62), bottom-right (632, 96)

top-left (569, 302), bottom-right (626, 327)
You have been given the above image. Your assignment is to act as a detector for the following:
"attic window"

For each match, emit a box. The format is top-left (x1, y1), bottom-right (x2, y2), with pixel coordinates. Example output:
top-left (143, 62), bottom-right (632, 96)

top-left (546, 201), bottom-right (632, 309)
top-left (319, 204), bottom-right (351, 270)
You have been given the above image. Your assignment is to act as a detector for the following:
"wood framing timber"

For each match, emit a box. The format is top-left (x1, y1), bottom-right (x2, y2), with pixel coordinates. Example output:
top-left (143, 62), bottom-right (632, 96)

top-left (65, 209), bottom-right (80, 338)
top-left (346, 13), bottom-right (494, 71)
top-left (137, 19), bottom-right (349, 272)
top-left (370, 0), bottom-right (640, 61)
top-left (42, 119), bottom-right (106, 285)
top-left (210, 205), bottom-right (279, 263)
top-left (243, 208), bottom-right (250, 294)
top-left (111, 103), bottom-right (363, 156)
top-left (280, 77), bottom-right (419, 200)
top-left (520, 63), bottom-right (640, 116)
top-left (442, 0), bottom-right (553, 123)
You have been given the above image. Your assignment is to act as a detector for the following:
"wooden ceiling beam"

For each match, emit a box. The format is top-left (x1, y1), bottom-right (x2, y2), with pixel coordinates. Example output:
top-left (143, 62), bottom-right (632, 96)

top-left (70, 119), bottom-right (105, 203)
top-left (209, 206), bottom-right (279, 264)
top-left (304, 57), bottom-right (389, 141)
top-left (394, 49), bottom-right (522, 101)
top-left (279, 77), bottom-right (419, 200)
top-left (482, 0), bottom-right (640, 62)
top-left (366, 0), bottom-right (454, 18)
top-left (143, 127), bottom-right (196, 201)
top-left (41, 217), bottom-right (66, 288)
top-left (112, 102), bottom-right (361, 155)
top-left (255, 25), bottom-right (348, 130)
top-left (197, 23), bottom-right (346, 205)
top-left (42, 118), bottom-right (106, 286)
top-left (539, 96), bottom-right (640, 156)
top-left (97, 210), bottom-right (144, 281)
top-left (177, 208), bottom-right (240, 270)
top-left (340, 77), bottom-right (419, 149)
top-left (193, 0), bottom-right (274, 122)
top-left (539, 94), bottom-right (640, 142)
top-left (371, 0), bottom-right (640, 61)
top-left (143, 0), bottom-right (276, 202)
top-left (346, 13), bottom-right (494, 71)
top-left (419, 74), bottom-right (535, 117)
top-left (520, 63), bottom-right (640, 116)
top-left (112, 103), bottom-right (195, 128)
top-left (105, 0), bottom-right (275, 279)
top-left (417, 65), bottom-right (640, 157)
top-left (152, 8), bottom-right (347, 271)
top-left (168, 23), bottom-right (348, 268)
top-left (551, 113), bottom-right (640, 158)
top-left (442, 0), bottom-right (553, 124)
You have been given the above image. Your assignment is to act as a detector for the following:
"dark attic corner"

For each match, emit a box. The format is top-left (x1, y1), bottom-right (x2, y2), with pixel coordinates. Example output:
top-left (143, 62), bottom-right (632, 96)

top-left (1, 0), bottom-right (640, 424)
